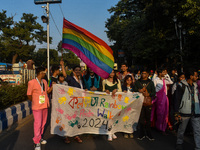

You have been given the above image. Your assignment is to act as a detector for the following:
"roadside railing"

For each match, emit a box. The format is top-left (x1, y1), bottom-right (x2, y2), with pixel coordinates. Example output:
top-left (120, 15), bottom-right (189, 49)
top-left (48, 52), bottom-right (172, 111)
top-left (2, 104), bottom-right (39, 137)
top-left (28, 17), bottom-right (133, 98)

top-left (22, 69), bottom-right (35, 83)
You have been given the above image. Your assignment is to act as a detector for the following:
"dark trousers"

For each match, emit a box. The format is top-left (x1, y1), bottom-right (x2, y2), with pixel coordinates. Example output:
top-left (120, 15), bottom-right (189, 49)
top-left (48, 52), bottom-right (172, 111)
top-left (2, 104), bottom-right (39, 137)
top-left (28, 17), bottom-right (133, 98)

top-left (138, 106), bottom-right (152, 136)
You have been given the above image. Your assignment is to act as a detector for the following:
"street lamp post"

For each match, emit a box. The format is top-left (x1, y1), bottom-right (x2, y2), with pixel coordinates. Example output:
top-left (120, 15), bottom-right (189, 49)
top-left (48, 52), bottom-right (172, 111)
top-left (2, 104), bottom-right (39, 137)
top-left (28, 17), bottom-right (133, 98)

top-left (41, 3), bottom-right (50, 80)
top-left (178, 22), bottom-right (183, 72)
top-left (173, 16), bottom-right (178, 37)
top-left (173, 16), bottom-right (185, 72)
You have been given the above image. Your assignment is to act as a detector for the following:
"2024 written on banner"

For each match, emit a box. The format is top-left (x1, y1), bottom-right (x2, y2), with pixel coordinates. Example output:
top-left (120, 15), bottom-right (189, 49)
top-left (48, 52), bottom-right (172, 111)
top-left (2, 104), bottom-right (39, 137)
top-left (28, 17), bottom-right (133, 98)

top-left (51, 84), bottom-right (144, 137)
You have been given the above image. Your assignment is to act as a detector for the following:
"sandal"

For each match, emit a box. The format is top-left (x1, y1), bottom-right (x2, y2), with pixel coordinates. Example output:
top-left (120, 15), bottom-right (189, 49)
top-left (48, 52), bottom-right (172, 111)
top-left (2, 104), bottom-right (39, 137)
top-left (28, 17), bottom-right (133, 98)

top-left (124, 134), bottom-right (129, 139)
top-left (129, 133), bottom-right (134, 139)
top-left (64, 137), bottom-right (70, 144)
top-left (74, 136), bottom-right (82, 143)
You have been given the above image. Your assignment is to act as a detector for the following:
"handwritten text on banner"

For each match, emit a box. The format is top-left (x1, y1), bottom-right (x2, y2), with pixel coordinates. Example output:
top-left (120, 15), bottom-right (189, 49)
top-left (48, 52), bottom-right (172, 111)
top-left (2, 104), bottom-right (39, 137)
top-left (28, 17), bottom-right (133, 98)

top-left (51, 84), bottom-right (143, 137)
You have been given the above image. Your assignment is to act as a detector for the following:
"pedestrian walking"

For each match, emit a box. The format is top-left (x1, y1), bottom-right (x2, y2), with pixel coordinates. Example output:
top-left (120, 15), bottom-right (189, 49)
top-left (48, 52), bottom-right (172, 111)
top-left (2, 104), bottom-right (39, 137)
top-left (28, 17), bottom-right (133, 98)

top-left (174, 70), bottom-right (200, 150)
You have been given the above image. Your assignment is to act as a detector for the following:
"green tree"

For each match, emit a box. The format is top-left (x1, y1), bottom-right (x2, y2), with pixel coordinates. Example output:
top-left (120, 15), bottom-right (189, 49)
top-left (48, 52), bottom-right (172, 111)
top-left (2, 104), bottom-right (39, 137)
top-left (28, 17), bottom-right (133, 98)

top-left (0, 12), bottom-right (51, 64)
top-left (33, 48), bottom-right (59, 67)
top-left (0, 10), bottom-right (13, 30)
top-left (57, 40), bottom-right (80, 68)
top-left (62, 51), bottom-right (80, 69)
top-left (0, 10), bottom-right (13, 62)
top-left (106, 0), bottom-right (200, 70)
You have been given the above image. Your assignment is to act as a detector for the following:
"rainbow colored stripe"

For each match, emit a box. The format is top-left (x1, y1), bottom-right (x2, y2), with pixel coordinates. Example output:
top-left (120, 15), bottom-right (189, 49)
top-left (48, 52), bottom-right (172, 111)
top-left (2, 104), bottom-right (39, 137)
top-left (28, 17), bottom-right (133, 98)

top-left (48, 78), bottom-right (52, 87)
top-left (62, 18), bottom-right (114, 79)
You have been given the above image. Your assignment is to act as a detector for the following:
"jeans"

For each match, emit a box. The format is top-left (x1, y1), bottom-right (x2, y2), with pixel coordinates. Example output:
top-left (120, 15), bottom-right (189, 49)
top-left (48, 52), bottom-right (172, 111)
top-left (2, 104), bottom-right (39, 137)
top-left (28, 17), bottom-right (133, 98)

top-left (138, 106), bottom-right (152, 136)
top-left (177, 116), bottom-right (200, 150)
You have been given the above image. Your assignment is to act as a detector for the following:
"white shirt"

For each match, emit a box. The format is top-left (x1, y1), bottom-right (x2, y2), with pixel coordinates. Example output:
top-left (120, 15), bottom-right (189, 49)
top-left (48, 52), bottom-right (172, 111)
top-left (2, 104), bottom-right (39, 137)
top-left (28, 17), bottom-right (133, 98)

top-left (127, 86), bottom-right (133, 93)
top-left (58, 81), bottom-right (68, 86)
top-left (73, 76), bottom-right (83, 89)
top-left (153, 74), bottom-right (173, 94)
top-left (152, 73), bottom-right (157, 81)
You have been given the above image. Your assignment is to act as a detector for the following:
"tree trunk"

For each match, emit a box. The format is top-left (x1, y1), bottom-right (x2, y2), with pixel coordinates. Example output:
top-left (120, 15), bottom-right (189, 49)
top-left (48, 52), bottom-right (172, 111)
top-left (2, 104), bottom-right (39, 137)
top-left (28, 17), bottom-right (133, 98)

top-left (12, 53), bottom-right (18, 64)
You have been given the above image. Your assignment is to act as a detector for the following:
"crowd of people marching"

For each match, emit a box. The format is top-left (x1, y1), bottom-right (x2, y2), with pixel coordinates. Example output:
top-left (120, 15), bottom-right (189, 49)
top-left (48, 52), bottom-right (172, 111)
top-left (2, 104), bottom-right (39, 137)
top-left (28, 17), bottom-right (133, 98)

top-left (27, 60), bottom-right (200, 150)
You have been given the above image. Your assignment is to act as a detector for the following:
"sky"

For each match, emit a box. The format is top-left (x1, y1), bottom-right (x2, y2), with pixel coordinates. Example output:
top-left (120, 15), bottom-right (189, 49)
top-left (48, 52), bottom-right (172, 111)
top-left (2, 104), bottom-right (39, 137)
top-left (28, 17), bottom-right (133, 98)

top-left (1, 0), bottom-right (119, 52)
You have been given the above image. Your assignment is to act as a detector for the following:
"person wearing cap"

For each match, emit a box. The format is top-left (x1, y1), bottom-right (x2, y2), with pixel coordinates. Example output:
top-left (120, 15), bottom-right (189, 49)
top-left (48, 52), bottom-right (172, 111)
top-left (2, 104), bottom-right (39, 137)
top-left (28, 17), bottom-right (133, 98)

top-left (148, 70), bottom-right (154, 80)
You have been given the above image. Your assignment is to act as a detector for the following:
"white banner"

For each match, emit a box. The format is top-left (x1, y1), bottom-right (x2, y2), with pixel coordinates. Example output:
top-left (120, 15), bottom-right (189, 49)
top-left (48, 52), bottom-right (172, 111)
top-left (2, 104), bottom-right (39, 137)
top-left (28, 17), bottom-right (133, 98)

top-left (51, 84), bottom-right (143, 137)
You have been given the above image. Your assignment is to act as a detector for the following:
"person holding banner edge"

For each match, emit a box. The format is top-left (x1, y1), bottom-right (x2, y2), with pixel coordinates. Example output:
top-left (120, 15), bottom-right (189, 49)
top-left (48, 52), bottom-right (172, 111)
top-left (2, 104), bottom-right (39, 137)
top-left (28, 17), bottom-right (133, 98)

top-left (60, 61), bottom-right (84, 143)
top-left (102, 69), bottom-right (122, 141)
top-left (122, 75), bottom-right (135, 139)
top-left (83, 67), bottom-right (102, 91)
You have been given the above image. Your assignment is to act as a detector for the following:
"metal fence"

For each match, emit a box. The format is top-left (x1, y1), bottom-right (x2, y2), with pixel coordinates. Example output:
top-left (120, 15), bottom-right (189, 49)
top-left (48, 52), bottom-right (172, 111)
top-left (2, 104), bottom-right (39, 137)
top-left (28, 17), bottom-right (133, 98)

top-left (21, 69), bottom-right (36, 84)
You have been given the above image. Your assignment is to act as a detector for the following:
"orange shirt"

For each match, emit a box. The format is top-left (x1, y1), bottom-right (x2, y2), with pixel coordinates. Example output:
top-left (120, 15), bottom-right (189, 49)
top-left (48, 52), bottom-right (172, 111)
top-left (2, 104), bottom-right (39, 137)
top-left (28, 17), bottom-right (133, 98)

top-left (27, 79), bottom-right (50, 110)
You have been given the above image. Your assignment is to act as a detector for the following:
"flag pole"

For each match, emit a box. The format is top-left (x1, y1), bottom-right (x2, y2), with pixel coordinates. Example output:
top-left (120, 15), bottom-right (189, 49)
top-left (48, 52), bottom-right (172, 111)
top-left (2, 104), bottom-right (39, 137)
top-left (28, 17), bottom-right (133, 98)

top-left (47, 2), bottom-right (50, 80)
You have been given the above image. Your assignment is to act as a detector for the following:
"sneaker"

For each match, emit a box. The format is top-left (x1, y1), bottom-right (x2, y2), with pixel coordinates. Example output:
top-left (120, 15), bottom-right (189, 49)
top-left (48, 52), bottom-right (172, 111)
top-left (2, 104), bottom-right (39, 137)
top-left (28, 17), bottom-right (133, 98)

top-left (40, 139), bottom-right (47, 144)
top-left (112, 133), bottom-right (117, 139)
top-left (146, 135), bottom-right (155, 141)
top-left (124, 134), bottom-right (129, 139)
top-left (176, 144), bottom-right (183, 150)
top-left (108, 134), bottom-right (112, 141)
top-left (34, 143), bottom-right (41, 150)
top-left (129, 133), bottom-right (134, 139)
top-left (137, 135), bottom-right (145, 140)
top-left (146, 131), bottom-right (155, 141)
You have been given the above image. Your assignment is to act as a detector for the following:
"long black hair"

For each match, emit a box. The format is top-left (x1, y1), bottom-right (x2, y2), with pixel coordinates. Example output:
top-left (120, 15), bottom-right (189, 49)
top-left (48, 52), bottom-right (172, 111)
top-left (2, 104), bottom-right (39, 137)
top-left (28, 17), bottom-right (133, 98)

top-left (70, 65), bottom-right (81, 76)
top-left (110, 70), bottom-right (118, 84)
top-left (123, 75), bottom-right (134, 87)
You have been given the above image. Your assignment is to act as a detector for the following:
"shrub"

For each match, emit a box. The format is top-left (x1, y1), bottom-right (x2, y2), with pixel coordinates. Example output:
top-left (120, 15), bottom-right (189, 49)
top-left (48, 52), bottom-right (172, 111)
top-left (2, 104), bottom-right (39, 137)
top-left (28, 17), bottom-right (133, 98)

top-left (0, 83), bottom-right (28, 110)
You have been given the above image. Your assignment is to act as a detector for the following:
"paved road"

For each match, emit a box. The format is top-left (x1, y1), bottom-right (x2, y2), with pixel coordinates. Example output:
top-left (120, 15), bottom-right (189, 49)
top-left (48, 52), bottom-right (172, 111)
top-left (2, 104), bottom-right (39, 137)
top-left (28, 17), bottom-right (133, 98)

top-left (0, 114), bottom-right (195, 150)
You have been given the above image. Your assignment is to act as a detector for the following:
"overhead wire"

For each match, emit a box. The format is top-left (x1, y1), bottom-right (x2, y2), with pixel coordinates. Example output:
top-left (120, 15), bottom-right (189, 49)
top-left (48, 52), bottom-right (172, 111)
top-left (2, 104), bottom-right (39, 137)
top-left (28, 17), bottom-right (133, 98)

top-left (49, 10), bottom-right (62, 37)
top-left (59, 4), bottom-right (65, 18)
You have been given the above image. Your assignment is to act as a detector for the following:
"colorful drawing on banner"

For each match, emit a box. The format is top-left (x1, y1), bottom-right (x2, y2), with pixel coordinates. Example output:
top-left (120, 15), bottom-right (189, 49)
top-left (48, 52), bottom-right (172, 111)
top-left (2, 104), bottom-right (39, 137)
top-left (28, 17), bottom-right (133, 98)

top-left (56, 117), bottom-right (61, 124)
top-left (123, 116), bottom-right (129, 122)
top-left (65, 111), bottom-right (78, 120)
top-left (58, 97), bottom-right (67, 104)
top-left (58, 88), bottom-right (66, 94)
top-left (118, 94), bottom-right (122, 101)
top-left (133, 94), bottom-right (140, 99)
top-left (51, 85), bottom-right (144, 137)
top-left (67, 88), bottom-right (75, 96)
top-left (124, 97), bottom-right (130, 103)
top-left (56, 108), bottom-right (64, 114)
top-left (68, 117), bottom-right (80, 127)
top-left (89, 91), bottom-right (94, 94)
top-left (59, 124), bottom-right (65, 131)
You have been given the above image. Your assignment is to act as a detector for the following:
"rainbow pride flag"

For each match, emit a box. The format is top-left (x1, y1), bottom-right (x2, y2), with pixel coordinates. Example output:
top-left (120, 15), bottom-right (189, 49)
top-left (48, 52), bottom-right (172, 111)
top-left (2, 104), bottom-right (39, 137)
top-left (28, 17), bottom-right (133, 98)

top-left (62, 18), bottom-right (114, 79)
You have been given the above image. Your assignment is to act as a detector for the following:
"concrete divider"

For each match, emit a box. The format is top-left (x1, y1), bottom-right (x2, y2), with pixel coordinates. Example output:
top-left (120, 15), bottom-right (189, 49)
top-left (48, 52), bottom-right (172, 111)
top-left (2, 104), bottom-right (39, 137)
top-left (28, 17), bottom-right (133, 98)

top-left (0, 100), bottom-right (32, 133)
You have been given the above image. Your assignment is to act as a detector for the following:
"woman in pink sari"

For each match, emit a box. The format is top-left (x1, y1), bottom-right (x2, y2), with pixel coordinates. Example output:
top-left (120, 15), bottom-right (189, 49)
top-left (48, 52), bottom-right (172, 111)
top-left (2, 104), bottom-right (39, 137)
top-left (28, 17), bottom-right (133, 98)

top-left (151, 68), bottom-right (173, 132)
